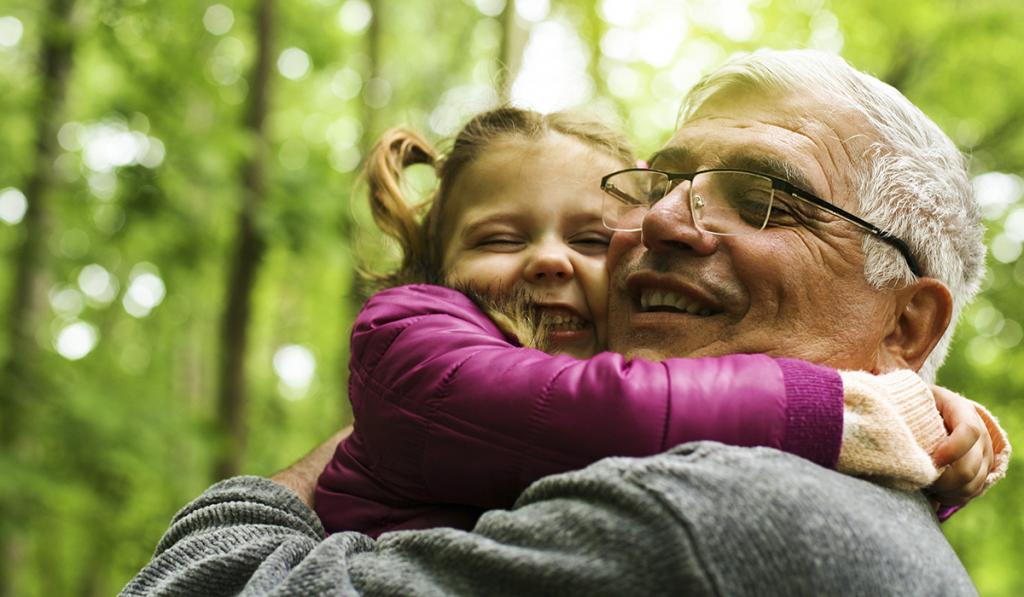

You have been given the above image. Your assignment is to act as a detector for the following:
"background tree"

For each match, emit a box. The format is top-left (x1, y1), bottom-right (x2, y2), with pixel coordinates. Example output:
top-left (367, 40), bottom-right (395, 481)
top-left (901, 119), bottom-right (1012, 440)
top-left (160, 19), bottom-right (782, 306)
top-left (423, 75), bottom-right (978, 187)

top-left (214, 0), bottom-right (274, 481)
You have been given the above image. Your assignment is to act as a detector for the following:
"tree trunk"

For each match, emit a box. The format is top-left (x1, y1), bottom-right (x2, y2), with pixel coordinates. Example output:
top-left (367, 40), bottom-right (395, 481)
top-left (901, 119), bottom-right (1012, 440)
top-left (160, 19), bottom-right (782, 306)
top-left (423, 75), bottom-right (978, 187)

top-left (0, 1), bottom-right (75, 595)
top-left (582, 3), bottom-right (627, 124)
top-left (497, 0), bottom-right (525, 102)
top-left (334, 0), bottom-right (382, 393)
top-left (213, 0), bottom-right (275, 481)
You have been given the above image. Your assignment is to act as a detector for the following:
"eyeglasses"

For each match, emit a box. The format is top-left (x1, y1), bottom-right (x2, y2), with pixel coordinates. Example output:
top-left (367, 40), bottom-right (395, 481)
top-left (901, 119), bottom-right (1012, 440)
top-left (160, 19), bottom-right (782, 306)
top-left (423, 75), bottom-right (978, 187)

top-left (600, 167), bottom-right (922, 277)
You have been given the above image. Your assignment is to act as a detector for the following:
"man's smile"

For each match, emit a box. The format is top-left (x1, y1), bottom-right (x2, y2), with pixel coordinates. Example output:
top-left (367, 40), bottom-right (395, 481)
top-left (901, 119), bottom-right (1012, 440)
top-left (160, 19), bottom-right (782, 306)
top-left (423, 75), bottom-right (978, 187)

top-left (625, 272), bottom-right (725, 318)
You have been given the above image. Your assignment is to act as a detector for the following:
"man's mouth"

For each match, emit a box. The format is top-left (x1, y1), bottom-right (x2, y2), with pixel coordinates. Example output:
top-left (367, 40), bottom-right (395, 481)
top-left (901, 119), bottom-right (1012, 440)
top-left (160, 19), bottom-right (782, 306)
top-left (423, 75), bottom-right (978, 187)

top-left (639, 288), bottom-right (715, 316)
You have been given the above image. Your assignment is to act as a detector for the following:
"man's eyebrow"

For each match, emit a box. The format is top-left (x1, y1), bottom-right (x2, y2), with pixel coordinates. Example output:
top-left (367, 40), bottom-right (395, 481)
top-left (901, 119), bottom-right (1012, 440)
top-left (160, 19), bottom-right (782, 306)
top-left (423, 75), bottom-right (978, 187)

top-left (646, 146), bottom-right (698, 169)
top-left (648, 147), bottom-right (825, 199)
top-left (724, 154), bottom-right (822, 198)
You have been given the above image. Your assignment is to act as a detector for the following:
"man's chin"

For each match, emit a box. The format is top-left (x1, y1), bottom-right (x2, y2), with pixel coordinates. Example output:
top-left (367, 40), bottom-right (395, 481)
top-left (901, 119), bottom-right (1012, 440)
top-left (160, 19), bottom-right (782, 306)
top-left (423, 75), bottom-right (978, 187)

top-left (607, 313), bottom-right (721, 360)
top-left (608, 330), bottom-right (698, 361)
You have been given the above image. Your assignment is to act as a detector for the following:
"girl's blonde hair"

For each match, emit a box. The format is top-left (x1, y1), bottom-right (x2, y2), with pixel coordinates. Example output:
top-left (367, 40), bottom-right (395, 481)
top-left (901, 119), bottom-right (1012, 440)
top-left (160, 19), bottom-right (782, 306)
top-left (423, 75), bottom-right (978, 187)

top-left (361, 107), bottom-right (635, 288)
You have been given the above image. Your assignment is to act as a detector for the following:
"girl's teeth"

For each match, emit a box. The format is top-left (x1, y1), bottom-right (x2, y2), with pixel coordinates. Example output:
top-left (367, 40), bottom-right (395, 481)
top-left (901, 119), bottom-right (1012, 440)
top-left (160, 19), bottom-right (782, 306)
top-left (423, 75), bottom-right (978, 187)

top-left (547, 314), bottom-right (585, 331)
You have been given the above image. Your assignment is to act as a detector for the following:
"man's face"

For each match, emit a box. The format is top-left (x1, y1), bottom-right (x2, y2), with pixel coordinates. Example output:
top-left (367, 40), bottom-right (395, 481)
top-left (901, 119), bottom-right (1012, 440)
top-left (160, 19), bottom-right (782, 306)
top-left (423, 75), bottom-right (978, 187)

top-left (607, 90), bottom-right (899, 369)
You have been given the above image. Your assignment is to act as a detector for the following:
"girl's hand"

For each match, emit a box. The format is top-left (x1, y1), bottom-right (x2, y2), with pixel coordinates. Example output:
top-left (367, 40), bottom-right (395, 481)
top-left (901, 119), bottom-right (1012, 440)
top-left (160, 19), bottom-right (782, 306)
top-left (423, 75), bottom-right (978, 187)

top-left (926, 386), bottom-right (994, 506)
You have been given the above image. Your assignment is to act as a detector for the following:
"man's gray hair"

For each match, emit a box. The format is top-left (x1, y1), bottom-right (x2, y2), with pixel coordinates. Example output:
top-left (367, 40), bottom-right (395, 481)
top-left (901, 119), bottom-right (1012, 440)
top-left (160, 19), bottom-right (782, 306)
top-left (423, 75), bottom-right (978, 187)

top-left (679, 48), bottom-right (986, 381)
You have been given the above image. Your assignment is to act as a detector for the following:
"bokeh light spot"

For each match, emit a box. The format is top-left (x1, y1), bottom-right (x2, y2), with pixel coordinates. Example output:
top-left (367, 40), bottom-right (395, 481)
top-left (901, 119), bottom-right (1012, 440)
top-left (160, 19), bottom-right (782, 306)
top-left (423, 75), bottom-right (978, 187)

top-left (329, 146), bottom-right (362, 173)
top-left (278, 47), bottom-right (311, 80)
top-left (50, 286), bottom-right (85, 318)
top-left (273, 344), bottom-right (316, 400)
top-left (0, 187), bottom-right (28, 225)
top-left (338, 0), bottom-right (373, 33)
top-left (55, 321), bottom-right (99, 361)
top-left (991, 233), bottom-right (1022, 264)
top-left (330, 67), bottom-right (363, 100)
top-left (973, 171), bottom-right (1023, 221)
top-left (203, 4), bottom-right (234, 35)
top-left (516, 0), bottom-right (549, 22)
top-left (600, 0), bottom-right (637, 27)
top-left (78, 264), bottom-right (119, 305)
top-left (0, 15), bottom-right (23, 47)
top-left (326, 116), bottom-right (363, 150)
top-left (123, 265), bottom-right (166, 318)
top-left (474, 0), bottom-right (505, 18)
top-left (511, 20), bottom-right (593, 113)
top-left (997, 319), bottom-right (1023, 349)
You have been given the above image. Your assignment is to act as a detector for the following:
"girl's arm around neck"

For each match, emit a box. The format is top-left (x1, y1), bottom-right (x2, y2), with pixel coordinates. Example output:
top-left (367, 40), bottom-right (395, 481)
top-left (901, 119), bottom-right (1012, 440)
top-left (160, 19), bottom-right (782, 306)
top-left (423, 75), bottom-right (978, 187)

top-left (341, 284), bottom-right (842, 508)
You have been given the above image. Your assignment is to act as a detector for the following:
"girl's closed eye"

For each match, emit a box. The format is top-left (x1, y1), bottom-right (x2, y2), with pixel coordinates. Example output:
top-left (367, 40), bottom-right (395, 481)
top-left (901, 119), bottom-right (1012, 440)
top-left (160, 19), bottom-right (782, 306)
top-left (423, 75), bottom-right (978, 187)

top-left (477, 235), bottom-right (526, 251)
top-left (569, 231), bottom-right (612, 255)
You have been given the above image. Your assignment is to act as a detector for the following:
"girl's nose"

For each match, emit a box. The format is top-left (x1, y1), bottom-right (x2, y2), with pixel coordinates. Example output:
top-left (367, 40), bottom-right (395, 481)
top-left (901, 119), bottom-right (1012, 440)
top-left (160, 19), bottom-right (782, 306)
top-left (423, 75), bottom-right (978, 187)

top-left (522, 245), bottom-right (574, 284)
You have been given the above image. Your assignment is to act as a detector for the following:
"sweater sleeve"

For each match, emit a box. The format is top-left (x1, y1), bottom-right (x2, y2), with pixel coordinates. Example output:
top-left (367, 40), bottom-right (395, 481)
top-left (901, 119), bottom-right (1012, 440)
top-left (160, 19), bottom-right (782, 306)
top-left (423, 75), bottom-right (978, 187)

top-left (337, 284), bottom-right (842, 509)
top-left (836, 370), bottom-right (946, 490)
top-left (122, 471), bottom-right (710, 597)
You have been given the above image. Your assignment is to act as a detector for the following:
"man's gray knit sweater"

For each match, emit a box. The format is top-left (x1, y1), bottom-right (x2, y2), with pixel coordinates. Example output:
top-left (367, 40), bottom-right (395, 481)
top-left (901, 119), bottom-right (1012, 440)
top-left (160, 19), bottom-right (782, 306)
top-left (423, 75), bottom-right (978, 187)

top-left (121, 442), bottom-right (977, 596)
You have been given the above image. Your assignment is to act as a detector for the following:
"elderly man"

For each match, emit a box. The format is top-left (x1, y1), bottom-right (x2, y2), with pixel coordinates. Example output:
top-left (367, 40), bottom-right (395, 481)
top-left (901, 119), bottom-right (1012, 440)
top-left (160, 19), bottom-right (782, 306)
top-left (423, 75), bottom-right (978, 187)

top-left (122, 50), bottom-right (991, 596)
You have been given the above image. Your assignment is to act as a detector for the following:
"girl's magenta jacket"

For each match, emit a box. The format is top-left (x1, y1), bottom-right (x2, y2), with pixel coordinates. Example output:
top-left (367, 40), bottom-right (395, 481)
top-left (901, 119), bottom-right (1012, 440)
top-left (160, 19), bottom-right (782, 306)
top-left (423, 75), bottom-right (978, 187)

top-left (315, 284), bottom-right (844, 537)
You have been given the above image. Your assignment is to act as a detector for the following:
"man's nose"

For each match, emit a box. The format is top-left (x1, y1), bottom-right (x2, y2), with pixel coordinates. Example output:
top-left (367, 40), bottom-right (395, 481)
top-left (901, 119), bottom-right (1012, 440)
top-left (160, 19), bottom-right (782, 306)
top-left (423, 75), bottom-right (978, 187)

top-left (641, 184), bottom-right (719, 256)
top-left (523, 244), bottom-right (575, 284)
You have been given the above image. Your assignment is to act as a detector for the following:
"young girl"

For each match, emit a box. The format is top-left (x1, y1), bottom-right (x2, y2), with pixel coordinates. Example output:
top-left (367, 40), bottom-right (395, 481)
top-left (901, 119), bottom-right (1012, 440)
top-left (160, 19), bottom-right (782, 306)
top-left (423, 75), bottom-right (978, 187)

top-left (315, 108), bottom-right (1009, 537)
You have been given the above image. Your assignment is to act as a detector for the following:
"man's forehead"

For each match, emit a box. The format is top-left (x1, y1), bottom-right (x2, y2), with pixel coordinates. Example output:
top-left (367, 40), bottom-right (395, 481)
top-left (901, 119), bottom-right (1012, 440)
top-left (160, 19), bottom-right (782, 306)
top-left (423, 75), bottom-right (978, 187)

top-left (658, 92), bottom-right (874, 207)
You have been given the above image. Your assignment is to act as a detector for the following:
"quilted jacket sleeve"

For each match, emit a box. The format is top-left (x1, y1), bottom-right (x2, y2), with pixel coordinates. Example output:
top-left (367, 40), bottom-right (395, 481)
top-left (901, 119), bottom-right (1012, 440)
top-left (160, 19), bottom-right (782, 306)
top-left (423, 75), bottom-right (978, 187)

top-left (343, 284), bottom-right (843, 508)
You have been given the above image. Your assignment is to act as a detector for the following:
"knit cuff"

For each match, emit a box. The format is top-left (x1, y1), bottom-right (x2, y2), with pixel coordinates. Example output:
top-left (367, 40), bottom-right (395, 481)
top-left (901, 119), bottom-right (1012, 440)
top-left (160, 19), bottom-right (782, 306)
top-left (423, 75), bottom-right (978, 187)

top-left (865, 370), bottom-right (946, 456)
top-left (837, 369), bottom-right (944, 491)
top-left (777, 358), bottom-right (844, 469)
top-left (156, 476), bottom-right (326, 557)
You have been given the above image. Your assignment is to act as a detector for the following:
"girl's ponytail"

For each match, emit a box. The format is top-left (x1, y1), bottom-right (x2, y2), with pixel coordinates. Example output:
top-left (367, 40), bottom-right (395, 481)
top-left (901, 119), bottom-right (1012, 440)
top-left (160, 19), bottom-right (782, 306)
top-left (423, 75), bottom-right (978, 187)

top-left (360, 128), bottom-right (438, 285)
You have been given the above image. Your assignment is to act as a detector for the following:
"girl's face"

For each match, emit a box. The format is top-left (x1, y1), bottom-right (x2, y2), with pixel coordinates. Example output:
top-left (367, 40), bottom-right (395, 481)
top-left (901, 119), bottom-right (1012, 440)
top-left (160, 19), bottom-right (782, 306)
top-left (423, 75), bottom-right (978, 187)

top-left (441, 133), bottom-right (623, 358)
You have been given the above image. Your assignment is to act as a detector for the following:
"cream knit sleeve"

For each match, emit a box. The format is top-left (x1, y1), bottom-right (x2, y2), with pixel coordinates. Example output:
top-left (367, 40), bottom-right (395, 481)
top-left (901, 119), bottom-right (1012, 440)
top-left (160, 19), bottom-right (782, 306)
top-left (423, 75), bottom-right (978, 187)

top-left (838, 369), bottom-right (946, 490)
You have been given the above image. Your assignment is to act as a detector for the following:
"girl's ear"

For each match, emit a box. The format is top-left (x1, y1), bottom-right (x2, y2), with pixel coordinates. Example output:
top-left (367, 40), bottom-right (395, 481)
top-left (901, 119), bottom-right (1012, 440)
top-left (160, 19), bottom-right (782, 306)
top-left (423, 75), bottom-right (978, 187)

top-left (878, 277), bottom-right (953, 372)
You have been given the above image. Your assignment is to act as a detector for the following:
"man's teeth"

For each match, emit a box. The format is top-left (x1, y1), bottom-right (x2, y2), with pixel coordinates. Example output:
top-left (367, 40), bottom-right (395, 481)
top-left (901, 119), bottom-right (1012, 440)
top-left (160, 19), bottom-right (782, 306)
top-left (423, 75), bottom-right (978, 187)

top-left (547, 314), bottom-right (586, 331)
top-left (639, 289), bottom-right (712, 316)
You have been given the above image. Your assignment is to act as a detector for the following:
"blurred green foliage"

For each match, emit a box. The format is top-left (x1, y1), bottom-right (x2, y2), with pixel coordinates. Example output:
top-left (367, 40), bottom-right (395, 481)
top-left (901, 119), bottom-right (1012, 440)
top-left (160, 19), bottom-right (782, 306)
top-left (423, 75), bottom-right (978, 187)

top-left (0, 0), bottom-right (1021, 594)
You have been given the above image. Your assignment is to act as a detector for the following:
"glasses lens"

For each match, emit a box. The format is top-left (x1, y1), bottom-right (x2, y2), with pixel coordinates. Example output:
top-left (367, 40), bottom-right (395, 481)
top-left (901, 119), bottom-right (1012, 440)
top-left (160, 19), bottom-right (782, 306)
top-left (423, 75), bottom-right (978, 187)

top-left (691, 171), bottom-right (774, 235)
top-left (602, 170), bottom-right (670, 231)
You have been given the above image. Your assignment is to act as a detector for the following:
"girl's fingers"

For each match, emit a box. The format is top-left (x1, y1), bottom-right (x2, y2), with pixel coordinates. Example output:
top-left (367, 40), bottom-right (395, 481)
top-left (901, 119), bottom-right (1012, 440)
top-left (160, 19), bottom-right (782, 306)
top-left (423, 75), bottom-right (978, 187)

top-left (932, 421), bottom-right (981, 469)
top-left (963, 454), bottom-right (991, 499)
top-left (981, 421), bottom-right (994, 473)
top-left (926, 385), bottom-right (995, 506)
top-left (931, 441), bottom-right (985, 505)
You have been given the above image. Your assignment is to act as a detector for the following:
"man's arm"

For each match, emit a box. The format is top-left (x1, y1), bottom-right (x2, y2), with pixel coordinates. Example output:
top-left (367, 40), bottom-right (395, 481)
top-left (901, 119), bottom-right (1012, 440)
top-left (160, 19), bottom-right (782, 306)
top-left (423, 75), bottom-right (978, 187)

top-left (270, 427), bottom-right (352, 509)
top-left (121, 442), bottom-right (977, 597)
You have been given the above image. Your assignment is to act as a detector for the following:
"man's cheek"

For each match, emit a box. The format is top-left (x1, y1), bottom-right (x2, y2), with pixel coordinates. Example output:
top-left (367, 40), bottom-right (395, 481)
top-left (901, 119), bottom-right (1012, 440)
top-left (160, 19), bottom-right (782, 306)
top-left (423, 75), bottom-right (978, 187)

top-left (606, 230), bottom-right (640, 276)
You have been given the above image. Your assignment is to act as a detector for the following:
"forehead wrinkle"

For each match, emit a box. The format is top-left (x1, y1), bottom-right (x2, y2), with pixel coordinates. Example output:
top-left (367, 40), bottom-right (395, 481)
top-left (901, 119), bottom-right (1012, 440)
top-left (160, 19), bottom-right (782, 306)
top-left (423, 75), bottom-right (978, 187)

top-left (792, 112), bottom-right (872, 212)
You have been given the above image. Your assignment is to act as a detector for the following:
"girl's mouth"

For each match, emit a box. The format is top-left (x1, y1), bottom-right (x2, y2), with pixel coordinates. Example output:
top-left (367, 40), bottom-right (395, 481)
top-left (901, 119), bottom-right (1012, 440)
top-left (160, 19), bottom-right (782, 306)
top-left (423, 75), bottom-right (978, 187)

top-left (536, 306), bottom-right (593, 348)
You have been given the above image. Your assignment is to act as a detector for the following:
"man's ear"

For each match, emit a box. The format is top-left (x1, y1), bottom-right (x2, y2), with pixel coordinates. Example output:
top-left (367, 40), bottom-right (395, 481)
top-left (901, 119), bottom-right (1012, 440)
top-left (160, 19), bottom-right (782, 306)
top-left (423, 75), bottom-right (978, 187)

top-left (879, 277), bottom-right (953, 372)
